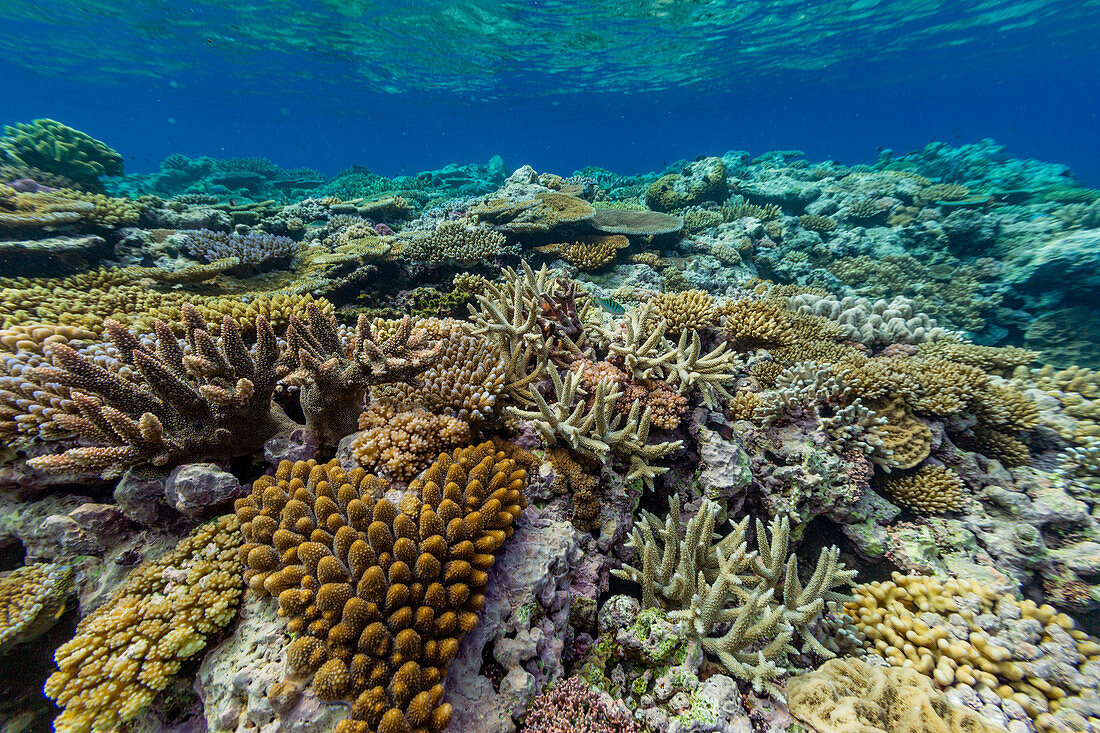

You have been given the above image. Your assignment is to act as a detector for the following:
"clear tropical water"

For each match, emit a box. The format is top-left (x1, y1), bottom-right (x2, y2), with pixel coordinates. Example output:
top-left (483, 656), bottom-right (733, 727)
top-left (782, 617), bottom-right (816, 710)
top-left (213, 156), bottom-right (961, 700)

top-left (2, 0), bottom-right (1099, 179)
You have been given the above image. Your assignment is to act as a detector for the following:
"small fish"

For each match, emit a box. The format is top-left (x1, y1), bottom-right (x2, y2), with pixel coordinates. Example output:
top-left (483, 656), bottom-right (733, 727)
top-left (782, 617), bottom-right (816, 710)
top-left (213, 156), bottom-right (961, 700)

top-left (596, 296), bottom-right (625, 315)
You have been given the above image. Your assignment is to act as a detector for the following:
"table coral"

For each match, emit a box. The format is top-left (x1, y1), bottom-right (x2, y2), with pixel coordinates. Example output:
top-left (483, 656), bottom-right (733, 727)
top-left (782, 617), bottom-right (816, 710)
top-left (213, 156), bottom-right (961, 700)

top-left (234, 441), bottom-right (527, 733)
top-left (44, 515), bottom-right (244, 733)
top-left (787, 657), bottom-right (1004, 733)
top-left (349, 399), bottom-right (471, 482)
top-left (0, 563), bottom-right (74, 655)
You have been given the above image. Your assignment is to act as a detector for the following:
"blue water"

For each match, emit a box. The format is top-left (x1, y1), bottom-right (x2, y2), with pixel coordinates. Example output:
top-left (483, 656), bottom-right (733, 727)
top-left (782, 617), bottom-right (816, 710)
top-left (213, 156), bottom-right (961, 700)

top-left (2, 0), bottom-right (1099, 180)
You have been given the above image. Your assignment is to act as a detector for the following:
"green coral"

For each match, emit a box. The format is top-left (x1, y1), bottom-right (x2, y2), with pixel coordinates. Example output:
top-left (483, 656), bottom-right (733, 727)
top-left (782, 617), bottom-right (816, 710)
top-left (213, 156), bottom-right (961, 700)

top-left (0, 120), bottom-right (123, 186)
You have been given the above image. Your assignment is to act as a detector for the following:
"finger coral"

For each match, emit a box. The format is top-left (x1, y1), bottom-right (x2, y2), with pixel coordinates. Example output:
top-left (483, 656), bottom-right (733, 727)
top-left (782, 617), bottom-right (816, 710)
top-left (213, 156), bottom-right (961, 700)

top-left (44, 515), bottom-right (244, 733)
top-left (350, 399), bottom-right (471, 482)
top-left (882, 465), bottom-right (966, 513)
top-left (846, 572), bottom-right (1100, 731)
top-left (612, 496), bottom-right (857, 699)
top-left (0, 563), bottom-right (74, 655)
top-left (279, 303), bottom-right (444, 443)
top-left (787, 657), bottom-right (1003, 733)
top-left (234, 441), bottom-right (527, 733)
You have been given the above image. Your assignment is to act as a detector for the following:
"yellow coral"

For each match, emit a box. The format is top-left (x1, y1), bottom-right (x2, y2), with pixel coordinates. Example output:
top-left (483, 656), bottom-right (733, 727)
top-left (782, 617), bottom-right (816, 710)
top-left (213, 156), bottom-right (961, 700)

top-left (0, 563), bottom-right (74, 654)
top-left (350, 400), bottom-right (471, 482)
top-left (45, 516), bottom-right (243, 733)
top-left (652, 290), bottom-right (716, 333)
top-left (882, 465), bottom-right (966, 513)
top-left (788, 657), bottom-right (1003, 733)
top-left (235, 442), bottom-right (527, 733)
top-left (719, 298), bottom-right (794, 348)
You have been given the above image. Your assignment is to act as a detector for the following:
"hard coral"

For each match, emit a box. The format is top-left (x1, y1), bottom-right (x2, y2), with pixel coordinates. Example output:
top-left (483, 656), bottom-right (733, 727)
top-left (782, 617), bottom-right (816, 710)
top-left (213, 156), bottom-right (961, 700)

top-left (0, 563), bottom-right (74, 655)
top-left (45, 515), bottom-right (244, 733)
top-left (612, 496), bottom-right (857, 699)
top-left (0, 119), bottom-right (123, 188)
top-left (521, 676), bottom-right (643, 733)
top-left (788, 657), bottom-right (1003, 733)
top-left (350, 399), bottom-right (471, 483)
top-left (279, 304), bottom-right (444, 444)
top-left (651, 289), bottom-right (716, 333)
top-left (25, 304), bottom-right (296, 477)
top-left (234, 441), bottom-right (527, 733)
top-left (403, 220), bottom-right (506, 264)
top-left (882, 465), bottom-right (966, 514)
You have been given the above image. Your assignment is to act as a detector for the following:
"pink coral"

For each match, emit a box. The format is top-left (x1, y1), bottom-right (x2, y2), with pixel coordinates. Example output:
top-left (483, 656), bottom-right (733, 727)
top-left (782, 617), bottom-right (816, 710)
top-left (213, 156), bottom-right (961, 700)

top-left (521, 677), bottom-right (642, 733)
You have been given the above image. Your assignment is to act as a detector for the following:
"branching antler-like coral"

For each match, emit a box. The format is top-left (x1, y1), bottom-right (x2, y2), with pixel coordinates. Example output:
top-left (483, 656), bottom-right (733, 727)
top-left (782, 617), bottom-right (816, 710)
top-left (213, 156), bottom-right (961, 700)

top-left (612, 497), bottom-right (857, 699)
top-left (26, 304), bottom-right (295, 477)
top-left (280, 303), bottom-right (444, 443)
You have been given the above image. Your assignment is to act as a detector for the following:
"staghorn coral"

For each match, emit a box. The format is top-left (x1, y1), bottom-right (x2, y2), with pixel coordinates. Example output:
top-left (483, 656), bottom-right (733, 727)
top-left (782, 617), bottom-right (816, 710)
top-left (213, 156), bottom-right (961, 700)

top-left (234, 442), bottom-right (527, 733)
top-left (403, 220), bottom-right (506, 264)
top-left (0, 563), bottom-right (74, 655)
top-left (650, 289), bottom-right (717, 333)
top-left (612, 496), bottom-right (858, 699)
top-left (180, 229), bottom-right (298, 267)
top-left (23, 304), bottom-right (296, 477)
top-left (882, 465), bottom-right (966, 514)
top-left (0, 119), bottom-right (123, 187)
top-left (45, 515), bottom-right (244, 733)
top-left (846, 573), bottom-right (1100, 732)
top-left (349, 399), bottom-right (471, 483)
top-left (374, 318), bottom-right (506, 422)
top-left (787, 657), bottom-right (1004, 733)
top-left (279, 303), bottom-right (444, 444)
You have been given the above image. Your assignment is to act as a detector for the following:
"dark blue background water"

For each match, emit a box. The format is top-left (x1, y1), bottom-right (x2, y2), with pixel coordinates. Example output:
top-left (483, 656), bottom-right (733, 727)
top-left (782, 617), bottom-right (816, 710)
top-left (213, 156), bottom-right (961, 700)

top-left (3, 2), bottom-right (1098, 182)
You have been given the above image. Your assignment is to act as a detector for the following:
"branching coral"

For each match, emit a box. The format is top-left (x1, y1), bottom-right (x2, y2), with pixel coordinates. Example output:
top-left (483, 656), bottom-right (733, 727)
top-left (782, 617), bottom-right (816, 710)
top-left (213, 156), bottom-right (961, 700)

top-left (538, 234), bottom-right (629, 271)
top-left (24, 304), bottom-right (295, 477)
top-left (0, 119), bottom-right (123, 187)
top-left (521, 676), bottom-right (643, 733)
top-left (799, 214), bottom-right (837, 233)
top-left (612, 496), bottom-right (857, 698)
top-left (235, 442), bottom-right (527, 733)
top-left (882, 465), bottom-right (966, 514)
top-left (279, 303), bottom-right (443, 444)
top-left (45, 515), bottom-right (244, 733)
top-left (719, 298), bottom-right (795, 348)
top-left (0, 563), bottom-right (74, 655)
top-left (180, 228), bottom-right (298, 267)
top-left (0, 184), bottom-right (95, 228)
top-left (403, 220), bottom-right (506, 263)
top-left (788, 657), bottom-right (1004, 733)
top-left (651, 290), bottom-right (717, 333)
top-left (350, 399), bottom-right (471, 482)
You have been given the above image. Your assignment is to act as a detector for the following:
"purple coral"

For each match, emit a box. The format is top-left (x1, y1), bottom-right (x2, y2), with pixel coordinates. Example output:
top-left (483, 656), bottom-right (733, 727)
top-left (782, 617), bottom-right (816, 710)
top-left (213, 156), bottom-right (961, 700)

top-left (179, 228), bottom-right (297, 266)
top-left (521, 677), bottom-right (642, 733)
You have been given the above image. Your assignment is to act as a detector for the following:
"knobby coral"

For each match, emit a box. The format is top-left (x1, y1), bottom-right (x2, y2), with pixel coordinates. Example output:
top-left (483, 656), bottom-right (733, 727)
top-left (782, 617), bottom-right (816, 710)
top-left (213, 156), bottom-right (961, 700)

top-left (235, 442), bottom-right (527, 733)
top-left (0, 563), bottom-right (74, 655)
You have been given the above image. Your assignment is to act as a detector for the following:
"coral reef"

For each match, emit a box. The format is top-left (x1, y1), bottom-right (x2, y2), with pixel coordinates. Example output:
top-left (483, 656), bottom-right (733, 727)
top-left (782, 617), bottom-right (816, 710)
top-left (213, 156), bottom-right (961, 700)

top-left (0, 120), bottom-right (123, 189)
top-left (0, 563), bottom-right (74, 654)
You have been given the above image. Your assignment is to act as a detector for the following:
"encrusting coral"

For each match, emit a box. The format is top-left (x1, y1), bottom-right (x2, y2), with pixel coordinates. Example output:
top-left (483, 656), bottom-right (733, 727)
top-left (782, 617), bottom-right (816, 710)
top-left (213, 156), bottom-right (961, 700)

top-left (787, 657), bottom-right (1005, 733)
top-left (0, 563), bottom-right (74, 655)
top-left (234, 441), bottom-right (527, 733)
top-left (44, 515), bottom-right (244, 733)
top-left (279, 303), bottom-right (444, 444)
top-left (612, 496), bottom-right (858, 698)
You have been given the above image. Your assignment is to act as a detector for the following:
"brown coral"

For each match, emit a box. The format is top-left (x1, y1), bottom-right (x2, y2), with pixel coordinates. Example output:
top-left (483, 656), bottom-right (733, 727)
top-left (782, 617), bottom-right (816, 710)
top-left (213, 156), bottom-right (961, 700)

top-left (882, 465), bottom-right (966, 514)
top-left (719, 298), bottom-right (794, 348)
top-left (0, 563), bottom-right (74, 655)
top-left (350, 400), bottom-right (471, 483)
top-left (45, 516), bottom-right (244, 733)
top-left (279, 304), bottom-right (444, 444)
top-left (235, 442), bottom-right (527, 733)
top-left (651, 290), bottom-right (716, 333)
top-left (541, 234), bottom-right (629, 272)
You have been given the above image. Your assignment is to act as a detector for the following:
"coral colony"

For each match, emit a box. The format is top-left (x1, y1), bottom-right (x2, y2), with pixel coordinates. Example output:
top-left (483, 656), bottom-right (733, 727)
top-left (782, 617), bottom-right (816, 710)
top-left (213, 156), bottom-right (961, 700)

top-left (0, 119), bottom-right (1099, 733)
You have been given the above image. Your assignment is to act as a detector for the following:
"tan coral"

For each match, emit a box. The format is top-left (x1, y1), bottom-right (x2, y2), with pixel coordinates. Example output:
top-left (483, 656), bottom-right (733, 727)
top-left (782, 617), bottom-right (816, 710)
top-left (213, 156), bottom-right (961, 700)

top-left (868, 397), bottom-right (933, 471)
top-left (788, 657), bottom-right (1003, 733)
top-left (0, 563), bottom-right (74, 654)
top-left (350, 400), bottom-right (471, 482)
top-left (652, 290), bottom-right (716, 333)
top-left (45, 516), bottom-right (244, 733)
top-left (882, 465), bottom-right (966, 514)
top-left (234, 442), bottom-right (527, 733)
top-left (718, 298), bottom-right (794, 348)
